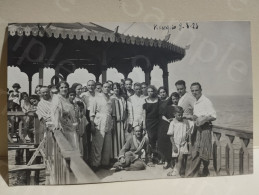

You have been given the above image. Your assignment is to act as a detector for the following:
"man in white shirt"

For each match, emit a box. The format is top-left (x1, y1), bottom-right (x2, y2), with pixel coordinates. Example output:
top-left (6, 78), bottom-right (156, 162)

top-left (36, 86), bottom-right (52, 142)
top-left (186, 82), bottom-right (216, 177)
top-left (81, 80), bottom-right (96, 110)
top-left (128, 83), bottom-right (145, 129)
top-left (90, 82), bottom-right (113, 171)
top-left (141, 82), bottom-right (148, 98)
top-left (81, 80), bottom-right (96, 163)
top-left (36, 87), bottom-right (52, 123)
top-left (175, 80), bottom-right (196, 175)
top-left (125, 78), bottom-right (135, 98)
top-left (95, 82), bottom-right (102, 93)
top-left (175, 80), bottom-right (196, 119)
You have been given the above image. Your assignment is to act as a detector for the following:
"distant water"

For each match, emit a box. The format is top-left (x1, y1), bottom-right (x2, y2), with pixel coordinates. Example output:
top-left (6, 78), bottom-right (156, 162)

top-left (208, 95), bottom-right (253, 132)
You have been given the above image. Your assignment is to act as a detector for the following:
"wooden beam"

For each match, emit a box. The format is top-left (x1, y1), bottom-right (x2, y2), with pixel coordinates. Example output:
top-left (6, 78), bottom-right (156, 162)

top-left (9, 164), bottom-right (45, 172)
top-left (69, 155), bottom-right (99, 183)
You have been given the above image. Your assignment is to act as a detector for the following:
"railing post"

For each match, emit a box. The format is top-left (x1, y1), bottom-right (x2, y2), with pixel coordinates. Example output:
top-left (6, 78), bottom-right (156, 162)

top-left (213, 132), bottom-right (221, 175)
top-left (225, 135), bottom-right (235, 175)
top-left (54, 141), bottom-right (58, 184)
top-left (8, 119), bottom-right (14, 141)
top-left (44, 125), bottom-right (100, 185)
top-left (18, 120), bottom-right (24, 143)
top-left (239, 138), bottom-right (250, 174)
top-left (65, 159), bottom-right (71, 184)
top-left (57, 148), bottom-right (61, 184)
top-left (34, 117), bottom-right (40, 145)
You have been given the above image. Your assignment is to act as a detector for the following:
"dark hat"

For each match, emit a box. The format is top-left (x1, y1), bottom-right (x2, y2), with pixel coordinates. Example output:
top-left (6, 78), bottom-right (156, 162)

top-left (12, 83), bottom-right (21, 89)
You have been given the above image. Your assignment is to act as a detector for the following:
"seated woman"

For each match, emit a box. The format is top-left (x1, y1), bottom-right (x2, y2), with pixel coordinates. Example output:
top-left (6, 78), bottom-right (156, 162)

top-left (112, 125), bottom-right (153, 171)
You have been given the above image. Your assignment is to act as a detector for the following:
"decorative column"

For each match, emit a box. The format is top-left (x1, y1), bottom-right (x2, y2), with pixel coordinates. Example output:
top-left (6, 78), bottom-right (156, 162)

top-left (162, 63), bottom-right (169, 93)
top-left (101, 51), bottom-right (107, 82)
top-left (144, 58), bottom-right (152, 85)
top-left (55, 68), bottom-right (59, 85)
top-left (163, 70), bottom-right (169, 93)
top-left (95, 72), bottom-right (101, 82)
top-left (144, 69), bottom-right (151, 85)
top-left (123, 72), bottom-right (129, 80)
top-left (28, 76), bottom-right (32, 96)
top-left (39, 67), bottom-right (44, 85)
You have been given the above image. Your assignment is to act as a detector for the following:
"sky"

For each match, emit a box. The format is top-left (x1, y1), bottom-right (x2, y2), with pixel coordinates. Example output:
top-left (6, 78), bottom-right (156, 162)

top-left (8, 21), bottom-right (252, 96)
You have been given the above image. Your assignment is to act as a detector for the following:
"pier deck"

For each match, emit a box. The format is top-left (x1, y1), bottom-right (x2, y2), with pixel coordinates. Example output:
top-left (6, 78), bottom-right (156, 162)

top-left (5, 111), bottom-right (253, 185)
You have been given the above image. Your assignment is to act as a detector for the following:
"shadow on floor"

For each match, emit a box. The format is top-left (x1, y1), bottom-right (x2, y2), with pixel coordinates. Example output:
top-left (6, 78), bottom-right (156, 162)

top-left (95, 168), bottom-right (115, 180)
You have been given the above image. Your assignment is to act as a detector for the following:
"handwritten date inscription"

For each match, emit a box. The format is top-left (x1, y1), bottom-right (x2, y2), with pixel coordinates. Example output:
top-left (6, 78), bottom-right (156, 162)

top-left (154, 23), bottom-right (198, 31)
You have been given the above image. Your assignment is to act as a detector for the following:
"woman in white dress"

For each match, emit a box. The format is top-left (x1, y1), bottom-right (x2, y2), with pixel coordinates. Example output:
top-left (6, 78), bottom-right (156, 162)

top-left (51, 81), bottom-right (79, 150)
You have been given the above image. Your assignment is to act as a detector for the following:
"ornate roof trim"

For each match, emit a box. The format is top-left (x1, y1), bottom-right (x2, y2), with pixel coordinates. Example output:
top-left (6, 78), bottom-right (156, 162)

top-left (8, 23), bottom-right (185, 56)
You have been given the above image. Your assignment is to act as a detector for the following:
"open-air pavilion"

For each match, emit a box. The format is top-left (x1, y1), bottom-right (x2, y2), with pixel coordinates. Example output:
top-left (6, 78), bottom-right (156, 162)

top-left (8, 23), bottom-right (185, 95)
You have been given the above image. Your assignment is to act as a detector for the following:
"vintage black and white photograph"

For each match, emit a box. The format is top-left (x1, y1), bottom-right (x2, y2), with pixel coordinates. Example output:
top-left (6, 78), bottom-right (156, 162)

top-left (7, 22), bottom-right (253, 186)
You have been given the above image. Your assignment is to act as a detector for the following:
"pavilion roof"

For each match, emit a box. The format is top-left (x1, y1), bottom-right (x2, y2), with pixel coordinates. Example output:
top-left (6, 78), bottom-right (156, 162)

top-left (8, 23), bottom-right (185, 56)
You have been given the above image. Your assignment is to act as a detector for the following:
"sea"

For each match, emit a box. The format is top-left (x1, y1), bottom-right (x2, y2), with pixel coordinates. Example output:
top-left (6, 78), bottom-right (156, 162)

top-left (208, 95), bottom-right (253, 132)
top-left (8, 95), bottom-right (253, 185)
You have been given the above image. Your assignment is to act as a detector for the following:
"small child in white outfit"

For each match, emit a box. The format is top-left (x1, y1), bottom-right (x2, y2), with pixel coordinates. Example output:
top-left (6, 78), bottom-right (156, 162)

top-left (167, 106), bottom-right (194, 177)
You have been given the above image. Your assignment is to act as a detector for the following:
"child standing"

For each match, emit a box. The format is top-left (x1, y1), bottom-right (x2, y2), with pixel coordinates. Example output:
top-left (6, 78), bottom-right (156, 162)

top-left (167, 106), bottom-right (194, 177)
top-left (161, 92), bottom-right (180, 169)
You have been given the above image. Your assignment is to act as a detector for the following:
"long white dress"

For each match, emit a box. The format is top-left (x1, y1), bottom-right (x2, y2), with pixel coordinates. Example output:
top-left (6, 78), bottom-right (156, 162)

top-left (51, 94), bottom-right (79, 150)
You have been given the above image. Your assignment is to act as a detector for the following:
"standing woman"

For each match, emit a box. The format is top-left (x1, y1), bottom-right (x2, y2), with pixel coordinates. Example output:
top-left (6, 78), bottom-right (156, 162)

top-left (51, 81), bottom-right (79, 150)
top-left (157, 87), bottom-right (171, 167)
top-left (71, 83), bottom-right (86, 117)
top-left (71, 83), bottom-right (84, 104)
top-left (111, 82), bottom-right (132, 159)
top-left (143, 85), bottom-right (160, 158)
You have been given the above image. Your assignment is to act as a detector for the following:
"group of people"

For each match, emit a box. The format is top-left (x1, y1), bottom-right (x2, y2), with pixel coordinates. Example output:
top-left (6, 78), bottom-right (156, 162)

top-left (8, 78), bottom-right (216, 177)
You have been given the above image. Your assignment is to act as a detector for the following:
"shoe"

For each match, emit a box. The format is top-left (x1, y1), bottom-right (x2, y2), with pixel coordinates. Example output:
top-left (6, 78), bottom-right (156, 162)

top-left (147, 162), bottom-right (155, 167)
top-left (202, 168), bottom-right (210, 177)
top-left (111, 166), bottom-right (124, 172)
top-left (158, 160), bottom-right (164, 165)
top-left (167, 169), bottom-right (179, 176)
top-left (163, 162), bottom-right (171, 169)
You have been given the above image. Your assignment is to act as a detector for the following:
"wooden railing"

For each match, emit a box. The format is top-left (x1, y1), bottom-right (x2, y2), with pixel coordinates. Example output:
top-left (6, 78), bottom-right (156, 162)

top-left (7, 111), bottom-right (40, 145)
top-left (8, 111), bottom-right (99, 184)
top-left (8, 111), bottom-right (44, 185)
top-left (45, 124), bottom-right (99, 184)
top-left (8, 110), bottom-right (253, 183)
top-left (212, 125), bottom-right (253, 176)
